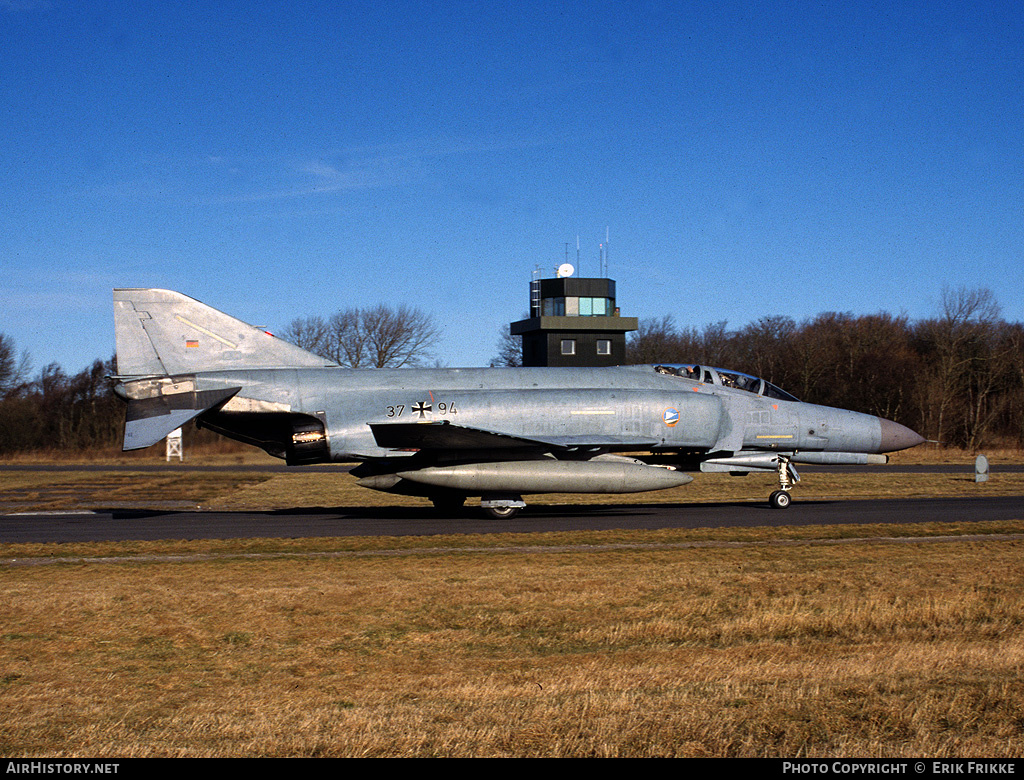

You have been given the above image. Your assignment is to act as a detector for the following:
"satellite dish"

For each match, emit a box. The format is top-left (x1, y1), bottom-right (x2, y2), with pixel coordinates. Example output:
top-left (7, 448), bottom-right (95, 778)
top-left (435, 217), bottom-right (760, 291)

top-left (557, 263), bottom-right (575, 278)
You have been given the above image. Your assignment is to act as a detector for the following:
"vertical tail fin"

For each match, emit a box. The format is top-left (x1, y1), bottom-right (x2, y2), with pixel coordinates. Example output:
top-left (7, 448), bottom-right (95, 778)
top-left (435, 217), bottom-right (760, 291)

top-left (113, 289), bottom-right (333, 376)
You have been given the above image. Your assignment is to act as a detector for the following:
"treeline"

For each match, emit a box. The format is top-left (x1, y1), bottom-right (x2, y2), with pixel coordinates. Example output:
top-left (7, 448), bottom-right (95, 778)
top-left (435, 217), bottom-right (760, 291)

top-left (0, 347), bottom-right (123, 455)
top-left (626, 288), bottom-right (1024, 449)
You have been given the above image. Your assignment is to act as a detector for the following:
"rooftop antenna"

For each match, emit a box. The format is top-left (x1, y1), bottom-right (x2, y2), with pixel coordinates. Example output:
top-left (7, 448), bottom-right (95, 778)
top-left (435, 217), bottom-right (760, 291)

top-left (605, 226), bottom-right (610, 277)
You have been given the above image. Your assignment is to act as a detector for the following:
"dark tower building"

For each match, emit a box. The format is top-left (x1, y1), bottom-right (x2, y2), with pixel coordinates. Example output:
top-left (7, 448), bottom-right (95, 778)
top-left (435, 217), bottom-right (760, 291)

top-left (510, 275), bottom-right (637, 367)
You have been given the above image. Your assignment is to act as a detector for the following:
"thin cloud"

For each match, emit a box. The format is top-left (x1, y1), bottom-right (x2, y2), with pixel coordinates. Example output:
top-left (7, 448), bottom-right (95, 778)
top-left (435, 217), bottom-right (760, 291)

top-left (220, 155), bottom-right (415, 204)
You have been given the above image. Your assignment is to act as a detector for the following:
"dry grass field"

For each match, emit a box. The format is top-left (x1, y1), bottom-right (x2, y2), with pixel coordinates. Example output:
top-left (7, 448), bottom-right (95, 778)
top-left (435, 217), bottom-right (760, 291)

top-left (1, 448), bottom-right (1023, 757)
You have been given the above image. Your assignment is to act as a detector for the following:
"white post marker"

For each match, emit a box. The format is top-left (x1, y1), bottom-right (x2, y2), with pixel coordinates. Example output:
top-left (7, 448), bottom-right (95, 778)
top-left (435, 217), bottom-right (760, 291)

top-left (166, 428), bottom-right (183, 462)
top-left (975, 454), bottom-right (989, 483)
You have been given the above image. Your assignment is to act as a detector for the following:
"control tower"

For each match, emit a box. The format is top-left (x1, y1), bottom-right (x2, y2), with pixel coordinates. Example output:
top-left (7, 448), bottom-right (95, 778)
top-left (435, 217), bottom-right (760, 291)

top-left (509, 265), bottom-right (637, 367)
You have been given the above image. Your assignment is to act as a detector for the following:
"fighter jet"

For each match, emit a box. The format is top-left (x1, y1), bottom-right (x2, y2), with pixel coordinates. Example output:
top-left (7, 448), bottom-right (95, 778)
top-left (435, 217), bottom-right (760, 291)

top-left (112, 289), bottom-right (925, 517)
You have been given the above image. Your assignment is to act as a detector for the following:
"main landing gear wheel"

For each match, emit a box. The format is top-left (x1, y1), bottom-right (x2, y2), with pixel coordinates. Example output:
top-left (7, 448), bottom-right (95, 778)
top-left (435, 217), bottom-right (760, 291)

top-left (768, 490), bottom-right (792, 509)
top-left (482, 504), bottom-right (521, 520)
top-left (480, 494), bottom-right (526, 520)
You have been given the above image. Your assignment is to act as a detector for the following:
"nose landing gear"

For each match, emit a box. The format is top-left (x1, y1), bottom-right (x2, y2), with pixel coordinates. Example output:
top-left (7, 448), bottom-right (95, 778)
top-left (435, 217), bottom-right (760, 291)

top-left (768, 456), bottom-right (800, 509)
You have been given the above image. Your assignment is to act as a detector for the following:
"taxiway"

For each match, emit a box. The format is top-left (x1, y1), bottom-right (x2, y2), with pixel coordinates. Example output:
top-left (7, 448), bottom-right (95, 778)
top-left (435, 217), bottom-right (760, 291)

top-left (2, 495), bottom-right (1022, 544)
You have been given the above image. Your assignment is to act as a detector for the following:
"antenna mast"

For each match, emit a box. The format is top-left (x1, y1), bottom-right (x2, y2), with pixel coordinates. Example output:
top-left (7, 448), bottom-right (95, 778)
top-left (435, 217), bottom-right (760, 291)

top-left (605, 226), bottom-right (610, 277)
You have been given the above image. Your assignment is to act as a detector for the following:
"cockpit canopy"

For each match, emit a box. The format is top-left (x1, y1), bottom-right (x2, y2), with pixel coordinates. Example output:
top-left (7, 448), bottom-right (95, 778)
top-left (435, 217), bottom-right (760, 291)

top-left (653, 364), bottom-right (799, 402)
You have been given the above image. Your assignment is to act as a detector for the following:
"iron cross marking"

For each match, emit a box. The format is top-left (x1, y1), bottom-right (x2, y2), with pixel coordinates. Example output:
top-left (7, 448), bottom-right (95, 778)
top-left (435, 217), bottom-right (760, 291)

top-left (411, 401), bottom-right (432, 419)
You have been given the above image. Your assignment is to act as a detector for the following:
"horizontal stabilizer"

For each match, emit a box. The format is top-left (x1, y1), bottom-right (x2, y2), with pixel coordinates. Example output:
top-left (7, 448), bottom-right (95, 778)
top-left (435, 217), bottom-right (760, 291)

top-left (369, 420), bottom-right (658, 452)
top-left (123, 386), bottom-right (239, 450)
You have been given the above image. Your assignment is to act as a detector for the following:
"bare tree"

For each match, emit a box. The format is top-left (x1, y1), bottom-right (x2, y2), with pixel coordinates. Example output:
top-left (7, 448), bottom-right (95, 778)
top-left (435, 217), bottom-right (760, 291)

top-left (279, 316), bottom-right (329, 358)
top-left (362, 304), bottom-right (439, 368)
top-left (921, 286), bottom-right (1002, 447)
top-left (0, 333), bottom-right (30, 399)
top-left (626, 317), bottom-right (737, 367)
top-left (733, 315), bottom-right (797, 384)
top-left (327, 309), bottom-right (367, 368)
top-left (490, 312), bottom-right (530, 367)
top-left (626, 315), bottom-right (680, 364)
top-left (1003, 323), bottom-right (1024, 446)
top-left (283, 304), bottom-right (439, 369)
top-left (490, 331), bottom-right (522, 367)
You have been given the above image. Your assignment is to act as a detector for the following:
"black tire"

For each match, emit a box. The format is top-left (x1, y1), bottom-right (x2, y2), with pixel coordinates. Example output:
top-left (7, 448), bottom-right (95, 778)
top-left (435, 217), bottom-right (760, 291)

top-left (482, 505), bottom-right (520, 520)
top-left (769, 490), bottom-right (792, 509)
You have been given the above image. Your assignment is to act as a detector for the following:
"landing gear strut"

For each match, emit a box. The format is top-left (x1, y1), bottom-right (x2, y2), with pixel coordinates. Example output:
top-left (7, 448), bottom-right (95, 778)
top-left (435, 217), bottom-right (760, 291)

top-left (768, 456), bottom-right (800, 509)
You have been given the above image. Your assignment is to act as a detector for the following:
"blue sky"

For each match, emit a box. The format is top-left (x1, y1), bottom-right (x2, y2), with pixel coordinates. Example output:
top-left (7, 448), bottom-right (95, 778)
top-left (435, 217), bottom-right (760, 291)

top-left (2, 0), bottom-right (1022, 375)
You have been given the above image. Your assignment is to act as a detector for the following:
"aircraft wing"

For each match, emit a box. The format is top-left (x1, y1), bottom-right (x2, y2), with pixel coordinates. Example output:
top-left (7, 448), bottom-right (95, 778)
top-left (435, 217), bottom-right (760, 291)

top-left (368, 421), bottom-right (658, 452)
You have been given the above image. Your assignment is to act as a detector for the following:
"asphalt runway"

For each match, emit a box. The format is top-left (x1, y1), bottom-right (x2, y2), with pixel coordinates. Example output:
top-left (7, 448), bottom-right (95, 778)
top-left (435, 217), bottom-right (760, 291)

top-left (2, 495), bottom-right (1023, 544)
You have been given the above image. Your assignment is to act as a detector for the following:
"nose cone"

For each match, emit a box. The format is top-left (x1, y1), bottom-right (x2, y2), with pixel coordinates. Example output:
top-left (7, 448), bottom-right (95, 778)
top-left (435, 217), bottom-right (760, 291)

top-left (878, 418), bottom-right (926, 453)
